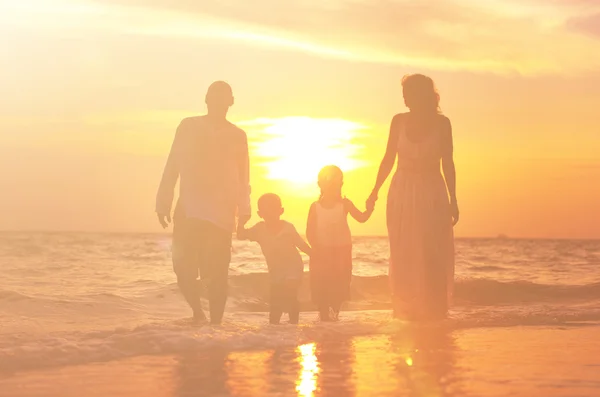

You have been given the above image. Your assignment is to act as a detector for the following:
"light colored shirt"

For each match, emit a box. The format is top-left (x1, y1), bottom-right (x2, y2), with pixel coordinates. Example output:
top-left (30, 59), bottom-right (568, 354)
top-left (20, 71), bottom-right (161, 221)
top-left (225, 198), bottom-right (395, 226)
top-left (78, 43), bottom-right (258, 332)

top-left (314, 201), bottom-right (352, 247)
top-left (243, 221), bottom-right (306, 282)
top-left (156, 115), bottom-right (251, 232)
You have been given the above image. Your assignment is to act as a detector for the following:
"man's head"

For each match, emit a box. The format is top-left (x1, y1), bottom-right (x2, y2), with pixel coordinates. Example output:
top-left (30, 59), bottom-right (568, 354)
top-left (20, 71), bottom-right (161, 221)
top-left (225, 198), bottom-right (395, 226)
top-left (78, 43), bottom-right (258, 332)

top-left (205, 81), bottom-right (234, 119)
top-left (257, 193), bottom-right (284, 223)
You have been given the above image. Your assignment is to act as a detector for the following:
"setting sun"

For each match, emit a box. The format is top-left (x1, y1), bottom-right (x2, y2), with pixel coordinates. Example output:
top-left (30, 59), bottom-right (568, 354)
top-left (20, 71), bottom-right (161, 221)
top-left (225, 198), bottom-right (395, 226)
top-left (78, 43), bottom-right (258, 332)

top-left (3, 1), bottom-right (600, 396)
top-left (242, 117), bottom-right (366, 185)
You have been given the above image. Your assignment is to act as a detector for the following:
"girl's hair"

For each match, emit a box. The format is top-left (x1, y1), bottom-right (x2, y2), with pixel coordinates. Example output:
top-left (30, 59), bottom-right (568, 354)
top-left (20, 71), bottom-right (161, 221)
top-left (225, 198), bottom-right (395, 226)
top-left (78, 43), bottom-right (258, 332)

top-left (318, 165), bottom-right (344, 201)
top-left (401, 74), bottom-right (441, 114)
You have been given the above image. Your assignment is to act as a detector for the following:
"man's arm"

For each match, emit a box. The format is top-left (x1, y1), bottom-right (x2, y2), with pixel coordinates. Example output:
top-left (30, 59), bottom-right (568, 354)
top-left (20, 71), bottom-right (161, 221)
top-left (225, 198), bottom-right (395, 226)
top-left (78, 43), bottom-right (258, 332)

top-left (237, 222), bottom-right (258, 241)
top-left (156, 121), bottom-right (184, 228)
top-left (236, 130), bottom-right (252, 226)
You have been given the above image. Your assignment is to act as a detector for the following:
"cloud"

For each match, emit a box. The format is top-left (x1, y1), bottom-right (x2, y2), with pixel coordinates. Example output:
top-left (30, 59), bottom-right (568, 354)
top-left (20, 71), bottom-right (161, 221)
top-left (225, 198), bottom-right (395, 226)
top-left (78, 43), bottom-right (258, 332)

top-left (567, 13), bottom-right (600, 38)
top-left (4, 0), bottom-right (600, 74)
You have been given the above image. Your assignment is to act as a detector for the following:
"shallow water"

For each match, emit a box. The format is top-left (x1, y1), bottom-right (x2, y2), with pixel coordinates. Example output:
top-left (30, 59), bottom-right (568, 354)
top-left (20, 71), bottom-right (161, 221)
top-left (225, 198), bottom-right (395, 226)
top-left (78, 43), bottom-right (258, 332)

top-left (1, 326), bottom-right (599, 397)
top-left (1, 232), bottom-right (600, 381)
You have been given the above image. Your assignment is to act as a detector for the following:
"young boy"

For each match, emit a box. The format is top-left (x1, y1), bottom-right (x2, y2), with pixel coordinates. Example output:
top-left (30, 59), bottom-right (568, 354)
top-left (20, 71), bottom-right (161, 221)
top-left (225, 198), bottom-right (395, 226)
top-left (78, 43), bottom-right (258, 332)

top-left (237, 193), bottom-right (311, 324)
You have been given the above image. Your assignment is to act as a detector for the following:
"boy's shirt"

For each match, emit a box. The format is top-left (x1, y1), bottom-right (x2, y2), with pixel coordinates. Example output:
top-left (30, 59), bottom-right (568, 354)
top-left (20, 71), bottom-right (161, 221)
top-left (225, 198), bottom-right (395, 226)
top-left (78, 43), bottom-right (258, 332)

top-left (243, 221), bottom-right (305, 283)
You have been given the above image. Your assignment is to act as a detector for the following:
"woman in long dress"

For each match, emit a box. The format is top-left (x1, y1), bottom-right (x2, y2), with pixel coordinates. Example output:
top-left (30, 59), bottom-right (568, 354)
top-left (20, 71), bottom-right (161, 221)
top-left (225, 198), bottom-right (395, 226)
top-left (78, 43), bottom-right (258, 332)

top-left (367, 74), bottom-right (459, 320)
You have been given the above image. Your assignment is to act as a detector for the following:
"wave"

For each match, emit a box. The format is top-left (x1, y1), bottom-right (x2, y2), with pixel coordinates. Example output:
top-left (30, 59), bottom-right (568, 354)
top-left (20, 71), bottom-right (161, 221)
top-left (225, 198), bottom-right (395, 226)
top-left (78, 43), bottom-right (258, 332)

top-left (3, 275), bottom-right (600, 310)
top-left (453, 279), bottom-right (600, 305)
top-left (0, 290), bottom-right (32, 302)
top-left (227, 273), bottom-right (600, 309)
top-left (2, 309), bottom-right (600, 373)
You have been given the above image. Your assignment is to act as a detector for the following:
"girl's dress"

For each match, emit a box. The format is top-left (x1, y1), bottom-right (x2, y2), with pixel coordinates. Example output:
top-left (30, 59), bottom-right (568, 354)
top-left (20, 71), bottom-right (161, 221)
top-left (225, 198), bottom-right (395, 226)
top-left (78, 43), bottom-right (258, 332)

top-left (309, 201), bottom-right (353, 310)
top-left (386, 116), bottom-right (455, 318)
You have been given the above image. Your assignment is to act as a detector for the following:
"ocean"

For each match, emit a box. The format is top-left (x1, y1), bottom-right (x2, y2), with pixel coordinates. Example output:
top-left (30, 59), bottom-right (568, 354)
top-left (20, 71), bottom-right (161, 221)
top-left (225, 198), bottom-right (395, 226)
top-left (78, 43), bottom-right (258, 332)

top-left (1, 232), bottom-right (600, 396)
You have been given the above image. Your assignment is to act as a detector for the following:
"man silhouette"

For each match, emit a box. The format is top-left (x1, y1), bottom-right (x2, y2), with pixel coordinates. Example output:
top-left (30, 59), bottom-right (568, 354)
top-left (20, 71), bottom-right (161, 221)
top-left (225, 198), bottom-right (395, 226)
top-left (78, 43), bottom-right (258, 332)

top-left (156, 81), bottom-right (251, 324)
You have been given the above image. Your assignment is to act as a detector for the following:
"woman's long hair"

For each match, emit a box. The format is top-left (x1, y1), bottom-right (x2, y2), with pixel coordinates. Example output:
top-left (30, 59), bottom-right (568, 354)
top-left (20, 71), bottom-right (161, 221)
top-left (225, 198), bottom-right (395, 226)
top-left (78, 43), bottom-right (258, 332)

top-left (402, 74), bottom-right (441, 114)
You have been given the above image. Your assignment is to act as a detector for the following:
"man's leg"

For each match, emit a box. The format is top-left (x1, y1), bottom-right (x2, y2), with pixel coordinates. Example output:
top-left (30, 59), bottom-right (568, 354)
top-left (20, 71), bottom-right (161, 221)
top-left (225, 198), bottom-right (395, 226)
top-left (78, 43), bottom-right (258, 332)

top-left (198, 221), bottom-right (232, 325)
top-left (172, 216), bottom-right (204, 320)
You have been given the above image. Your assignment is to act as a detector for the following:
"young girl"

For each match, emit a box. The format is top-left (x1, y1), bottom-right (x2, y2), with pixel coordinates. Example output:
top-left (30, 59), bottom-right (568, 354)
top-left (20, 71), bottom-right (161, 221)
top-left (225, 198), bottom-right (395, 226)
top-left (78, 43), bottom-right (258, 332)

top-left (306, 165), bottom-right (373, 321)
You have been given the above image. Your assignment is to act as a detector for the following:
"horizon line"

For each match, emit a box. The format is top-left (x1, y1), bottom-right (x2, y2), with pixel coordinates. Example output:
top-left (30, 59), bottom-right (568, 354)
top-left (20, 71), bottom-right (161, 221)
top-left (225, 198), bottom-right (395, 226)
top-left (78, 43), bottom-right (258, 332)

top-left (0, 229), bottom-right (598, 241)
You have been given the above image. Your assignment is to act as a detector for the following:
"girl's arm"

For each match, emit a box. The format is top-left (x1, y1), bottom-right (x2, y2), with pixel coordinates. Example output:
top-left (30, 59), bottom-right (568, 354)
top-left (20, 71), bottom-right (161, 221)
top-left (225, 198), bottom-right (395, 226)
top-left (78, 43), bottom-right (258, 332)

top-left (345, 199), bottom-right (373, 223)
top-left (294, 233), bottom-right (312, 256)
top-left (441, 116), bottom-right (459, 225)
top-left (306, 202), bottom-right (317, 247)
top-left (367, 114), bottom-right (401, 208)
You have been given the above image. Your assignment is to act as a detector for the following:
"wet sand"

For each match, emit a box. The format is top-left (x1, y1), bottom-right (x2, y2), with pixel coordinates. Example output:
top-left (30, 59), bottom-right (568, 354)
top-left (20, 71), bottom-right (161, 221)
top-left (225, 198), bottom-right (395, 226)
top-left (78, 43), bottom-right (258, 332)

top-left (1, 325), bottom-right (599, 397)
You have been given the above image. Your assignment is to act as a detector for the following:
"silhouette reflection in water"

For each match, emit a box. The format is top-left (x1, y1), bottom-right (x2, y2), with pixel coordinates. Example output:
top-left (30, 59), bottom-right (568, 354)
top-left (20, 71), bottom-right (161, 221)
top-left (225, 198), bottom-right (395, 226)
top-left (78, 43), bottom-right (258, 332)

top-left (266, 346), bottom-right (301, 394)
top-left (312, 338), bottom-right (356, 396)
top-left (174, 348), bottom-right (229, 397)
top-left (388, 324), bottom-right (463, 396)
top-left (172, 325), bottom-right (461, 396)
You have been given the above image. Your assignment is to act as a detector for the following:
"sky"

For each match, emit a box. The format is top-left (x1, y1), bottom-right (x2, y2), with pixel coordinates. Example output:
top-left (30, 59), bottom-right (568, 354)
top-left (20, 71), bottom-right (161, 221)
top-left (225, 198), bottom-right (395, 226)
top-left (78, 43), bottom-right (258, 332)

top-left (1, 0), bottom-right (599, 238)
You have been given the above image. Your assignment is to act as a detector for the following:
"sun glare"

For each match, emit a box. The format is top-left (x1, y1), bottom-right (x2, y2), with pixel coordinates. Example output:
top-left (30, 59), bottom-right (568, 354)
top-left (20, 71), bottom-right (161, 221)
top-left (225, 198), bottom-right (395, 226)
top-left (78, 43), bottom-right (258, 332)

top-left (244, 117), bottom-right (366, 185)
top-left (296, 343), bottom-right (319, 396)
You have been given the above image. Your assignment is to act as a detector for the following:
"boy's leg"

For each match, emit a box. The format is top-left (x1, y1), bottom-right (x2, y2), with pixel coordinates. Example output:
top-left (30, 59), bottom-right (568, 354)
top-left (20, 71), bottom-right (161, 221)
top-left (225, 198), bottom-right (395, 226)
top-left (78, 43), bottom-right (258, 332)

top-left (172, 215), bottom-right (204, 320)
top-left (270, 283), bottom-right (284, 324)
top-left (287, 282), bottom-right (300, 324)
top-left (197, 220), bottom-right (232, 325)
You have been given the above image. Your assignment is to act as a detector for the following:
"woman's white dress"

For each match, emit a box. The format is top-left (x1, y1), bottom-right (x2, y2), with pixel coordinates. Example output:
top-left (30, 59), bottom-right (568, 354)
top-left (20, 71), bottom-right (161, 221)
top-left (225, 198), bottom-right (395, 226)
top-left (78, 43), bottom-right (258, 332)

top-left (386, 116), bottom-right (455, 317)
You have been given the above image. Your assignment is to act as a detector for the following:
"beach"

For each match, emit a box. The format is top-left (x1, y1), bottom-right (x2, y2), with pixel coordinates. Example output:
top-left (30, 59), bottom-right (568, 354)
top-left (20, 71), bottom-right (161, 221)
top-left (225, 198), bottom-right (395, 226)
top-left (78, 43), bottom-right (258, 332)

top-left (4, 0), bottom-right (600, 393)
top-left (2, 324), bottom-right (599, 397)
top-left (1, 232), bottom-right (600, 396)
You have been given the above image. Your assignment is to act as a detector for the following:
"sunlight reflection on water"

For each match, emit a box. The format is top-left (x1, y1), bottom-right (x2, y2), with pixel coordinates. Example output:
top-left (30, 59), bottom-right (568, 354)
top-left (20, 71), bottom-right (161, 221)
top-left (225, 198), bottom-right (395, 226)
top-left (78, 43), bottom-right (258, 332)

top-left (296, 343), bottom-right (319, 396)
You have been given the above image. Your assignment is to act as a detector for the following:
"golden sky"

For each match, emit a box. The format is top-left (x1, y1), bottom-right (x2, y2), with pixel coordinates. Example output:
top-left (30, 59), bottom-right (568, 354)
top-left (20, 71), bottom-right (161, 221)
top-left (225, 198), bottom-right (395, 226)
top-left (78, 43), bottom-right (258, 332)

top-left (1, 0), bottom-right (599, 238)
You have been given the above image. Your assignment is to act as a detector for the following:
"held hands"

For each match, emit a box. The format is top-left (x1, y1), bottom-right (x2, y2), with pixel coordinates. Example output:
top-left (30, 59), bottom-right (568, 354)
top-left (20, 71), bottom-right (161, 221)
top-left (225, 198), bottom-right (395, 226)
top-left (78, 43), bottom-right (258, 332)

top-left (238, 214), bottom-right (251, 227)
top-left (366, 190), bottom-right (378, 212)
top-left (236, 214), bottom-right (251, 236)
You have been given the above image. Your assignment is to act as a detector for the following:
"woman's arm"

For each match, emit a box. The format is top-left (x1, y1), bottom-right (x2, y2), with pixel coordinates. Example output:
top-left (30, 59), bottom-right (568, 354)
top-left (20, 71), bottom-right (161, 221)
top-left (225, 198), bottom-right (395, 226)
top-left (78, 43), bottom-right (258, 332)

top-left (345, 199), bottom-right (373, 223)
top-left (441, 116), bottom-right (459, 225)
top-left (306, 203), bottom-right (317, 247)
top-left (367, 114), bottom-right (401, 208)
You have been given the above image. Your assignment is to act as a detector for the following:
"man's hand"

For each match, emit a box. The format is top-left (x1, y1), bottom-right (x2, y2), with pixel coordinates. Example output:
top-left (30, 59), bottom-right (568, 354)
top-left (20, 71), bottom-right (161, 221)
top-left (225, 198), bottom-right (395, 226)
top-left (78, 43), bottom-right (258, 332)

top-left (238, 214), bottom-right (251, 228)
top-left (236, 214), bottom-right (250, 240)
top-left (157, 212), bottom-right (172, 229)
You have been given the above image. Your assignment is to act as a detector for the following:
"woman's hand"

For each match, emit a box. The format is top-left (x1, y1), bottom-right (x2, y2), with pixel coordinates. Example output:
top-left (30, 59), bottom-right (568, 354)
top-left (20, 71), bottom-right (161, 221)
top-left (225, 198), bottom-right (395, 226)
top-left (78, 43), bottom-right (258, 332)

top-left (366, 190), bottom-right (378, 212)
top-left (451, 200), bottom-right (459, 226)
top-left (157, 212), bottom-right (172, 229)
